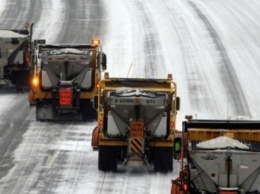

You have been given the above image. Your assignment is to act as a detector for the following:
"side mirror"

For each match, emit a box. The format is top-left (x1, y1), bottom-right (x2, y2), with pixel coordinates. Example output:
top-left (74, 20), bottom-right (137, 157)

top-left (93, 95), bottom-right (103, 110)
top-left (171, 96), bottom-right (180, 111)
top-left (93, 95), bottom-right (99, 110)
top-left (98, 52), bottom-right (107, 70)
top-left (176, 97), bottom-right (180, 110)
top-left (173, 137), bottom-right (182, 154)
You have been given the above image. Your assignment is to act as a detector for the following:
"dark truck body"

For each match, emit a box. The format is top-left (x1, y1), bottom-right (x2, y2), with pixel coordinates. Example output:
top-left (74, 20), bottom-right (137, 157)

top-left (171, 119), bottom-right (260, 194)
top-left (31, 43), bottom-right (106, 121)
top-left (0, 24), bottom-right (33, 91)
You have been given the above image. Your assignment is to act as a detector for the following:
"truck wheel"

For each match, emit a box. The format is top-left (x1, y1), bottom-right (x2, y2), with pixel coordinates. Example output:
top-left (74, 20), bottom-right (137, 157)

top-left (14, 71), bottom-right (29, 92)
top-left (36, 100), bottom-right (42, 121)
top-left (98, 146), bottom-right (118, 172)
top-left (36, 100), bottom-right (53, 121)
top-left (81, 100), bottom-right (97, 121)
top-left (154, 147), bottom-right (173, 172)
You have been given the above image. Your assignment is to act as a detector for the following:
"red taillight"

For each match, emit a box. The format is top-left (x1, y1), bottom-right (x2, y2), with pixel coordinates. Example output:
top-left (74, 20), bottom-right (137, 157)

top-left (26, 56), bottom-right (30, 63)
top-left (183, 183), bottom-right (188, 192)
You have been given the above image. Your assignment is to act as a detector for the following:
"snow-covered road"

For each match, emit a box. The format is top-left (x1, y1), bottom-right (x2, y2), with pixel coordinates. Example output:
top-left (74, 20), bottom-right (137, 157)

top-left (0, 0), bottom-right (260, 193)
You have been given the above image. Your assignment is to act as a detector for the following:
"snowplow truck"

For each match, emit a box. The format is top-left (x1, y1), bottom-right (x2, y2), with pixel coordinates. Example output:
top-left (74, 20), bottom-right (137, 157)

top-left (31, 40), bottom-right (106, 121)
top-left (92, 73), bottom-right (180, 172)
top-left (0, 22), bottom-right (33, 91)
top-left (171, 118), bottom-right (260, 194)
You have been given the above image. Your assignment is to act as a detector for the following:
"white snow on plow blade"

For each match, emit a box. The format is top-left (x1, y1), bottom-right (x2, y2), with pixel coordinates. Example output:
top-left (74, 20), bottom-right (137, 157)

top-left (197, 136), bottom-right (249, 149)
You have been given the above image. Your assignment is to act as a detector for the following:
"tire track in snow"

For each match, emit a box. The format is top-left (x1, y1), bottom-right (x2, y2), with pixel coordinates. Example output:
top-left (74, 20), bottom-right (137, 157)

top-left (104, 0), bottom-right (134, 77)
top-left (1, 120), bottom-right (46, 194)
top-left (0, 0), bottom-right (30, 28)
top-left (161, 1), bottom-right (213, 114)
top-left (34, 122), bottom-right (86, 194)
top-left (131, 0), bottom-right (163, 78)
top-left (33, 0), bottom-right (65, 42)
top-left (57, 0), bottom-right (107, 44)
top-left (0, 0), bottom-right (63, 42)
top-left (0, 121), bottom-right (93, 194)
top-left (189, 1), bottom-right (251, 117)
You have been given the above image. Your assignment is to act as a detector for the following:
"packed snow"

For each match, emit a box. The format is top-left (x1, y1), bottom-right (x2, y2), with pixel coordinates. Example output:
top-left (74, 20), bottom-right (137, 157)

top-left (49, 48), bottom-right (92, 55)
top-left (197, 136), bottom-right (249, 149)
top-left (0, 30), bottom-right (27, 38)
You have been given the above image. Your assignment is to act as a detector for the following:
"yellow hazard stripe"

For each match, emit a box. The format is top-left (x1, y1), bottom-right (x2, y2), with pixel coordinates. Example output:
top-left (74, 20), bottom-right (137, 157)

top-left (131, 138), bottom-right (142, 154)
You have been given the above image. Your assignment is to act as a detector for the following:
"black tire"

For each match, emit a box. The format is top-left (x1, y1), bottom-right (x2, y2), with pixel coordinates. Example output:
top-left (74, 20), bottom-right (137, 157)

top-left (36, 100), bottom-right (42, 121)
top-left (36, 100), bottom-right (51, 121)
top-left (81, 100), bottom-right (97, 121)
top-left (154, 147), bottom-right (173, 173)
top-left (98, 146), bottom-right (118, 172)
top-left (14, 71), bottom-right (29, 92)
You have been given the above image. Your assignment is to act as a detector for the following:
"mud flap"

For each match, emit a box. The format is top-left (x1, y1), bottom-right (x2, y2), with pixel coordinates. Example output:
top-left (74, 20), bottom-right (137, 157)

top-left (171, 178), bottom-right (183, 194)
top-left (98, 146), bottom-right (118, 172)
top-left (154, 147), bottom-right (173, 172)
top-left (91, 126), bottom-right (99, 149)
top-left (28, 89), bottom-right (36, 106)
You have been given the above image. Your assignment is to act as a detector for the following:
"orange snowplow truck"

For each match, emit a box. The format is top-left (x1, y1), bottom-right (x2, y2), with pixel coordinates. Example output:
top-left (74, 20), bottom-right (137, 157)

top-left (30, 39), bottom-right (106, 121)
top-left (92, 73), bottom-right (180, 172)
top-left (171, 118), bottom-right (260, 194)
